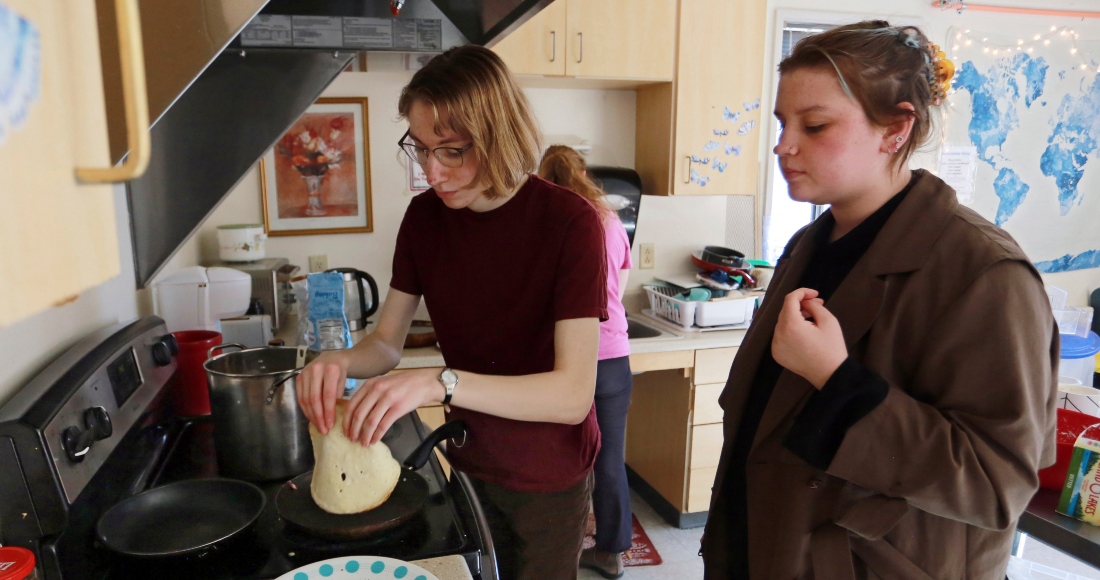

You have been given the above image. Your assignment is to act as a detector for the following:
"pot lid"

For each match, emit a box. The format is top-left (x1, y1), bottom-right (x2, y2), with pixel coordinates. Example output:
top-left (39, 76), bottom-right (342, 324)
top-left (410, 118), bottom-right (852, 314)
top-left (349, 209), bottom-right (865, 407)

top-left (1061, 331), bottom-right (1100, 359)
top-left (0, 547), bottom-right (36, 580)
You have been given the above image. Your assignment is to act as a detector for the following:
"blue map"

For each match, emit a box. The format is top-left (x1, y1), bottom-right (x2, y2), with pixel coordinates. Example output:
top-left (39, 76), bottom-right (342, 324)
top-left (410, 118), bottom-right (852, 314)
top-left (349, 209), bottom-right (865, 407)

top-left (954, 52), bottom-right (1100, 273)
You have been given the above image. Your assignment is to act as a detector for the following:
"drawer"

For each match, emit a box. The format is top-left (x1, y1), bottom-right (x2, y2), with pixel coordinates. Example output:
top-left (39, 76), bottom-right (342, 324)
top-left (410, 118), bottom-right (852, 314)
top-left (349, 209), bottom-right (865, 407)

top-left (687, 466), bottom-right (718, 513)
top-left (629, 350), bottom-right (694, 373)
top-left (689, 423), bottom-right (724, 470)
top-left (692, 382), bottom-right (724, 425)
top-left (694, 347), bottom-right (738, 385)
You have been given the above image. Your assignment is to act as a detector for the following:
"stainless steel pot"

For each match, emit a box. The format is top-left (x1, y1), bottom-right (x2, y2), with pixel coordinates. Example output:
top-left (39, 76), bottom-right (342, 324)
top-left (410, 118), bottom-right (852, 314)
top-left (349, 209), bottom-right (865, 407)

top-left (204, 344), bottom-right (318, 481)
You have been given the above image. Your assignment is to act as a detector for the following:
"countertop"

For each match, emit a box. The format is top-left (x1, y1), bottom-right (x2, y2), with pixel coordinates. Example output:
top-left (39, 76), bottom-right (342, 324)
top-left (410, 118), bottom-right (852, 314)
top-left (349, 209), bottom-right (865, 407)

top-left (275, 311), bottom-right (746, 370)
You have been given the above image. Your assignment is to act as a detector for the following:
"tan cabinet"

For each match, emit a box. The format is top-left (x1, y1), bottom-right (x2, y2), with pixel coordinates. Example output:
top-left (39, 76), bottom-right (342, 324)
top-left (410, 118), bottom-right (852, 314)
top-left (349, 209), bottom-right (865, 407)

top-left (625, 346), bottom-right (737, 527)
top-left (636, 0), bottom-right (768, 196)
top-left (492, 0), bottom-right (676, 81)
top-left (1, 0), bottom-right (148, 327)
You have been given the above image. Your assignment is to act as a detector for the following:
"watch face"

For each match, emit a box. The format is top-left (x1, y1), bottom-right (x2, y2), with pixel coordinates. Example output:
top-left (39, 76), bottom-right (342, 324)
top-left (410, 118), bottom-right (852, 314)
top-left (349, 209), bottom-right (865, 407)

top-left (442, 369), bottom-right (458, 385)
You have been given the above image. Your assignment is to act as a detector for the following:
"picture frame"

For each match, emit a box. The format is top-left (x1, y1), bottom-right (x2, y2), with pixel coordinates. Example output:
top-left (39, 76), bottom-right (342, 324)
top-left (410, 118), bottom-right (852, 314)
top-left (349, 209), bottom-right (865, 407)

top-left (261, 97), bottom-right (373, 236)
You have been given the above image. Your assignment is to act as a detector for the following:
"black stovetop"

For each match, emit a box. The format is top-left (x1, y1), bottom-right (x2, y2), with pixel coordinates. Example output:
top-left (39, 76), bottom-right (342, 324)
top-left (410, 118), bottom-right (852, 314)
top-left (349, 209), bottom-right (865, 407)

top-left (71, 412), bottom-right (481, 580)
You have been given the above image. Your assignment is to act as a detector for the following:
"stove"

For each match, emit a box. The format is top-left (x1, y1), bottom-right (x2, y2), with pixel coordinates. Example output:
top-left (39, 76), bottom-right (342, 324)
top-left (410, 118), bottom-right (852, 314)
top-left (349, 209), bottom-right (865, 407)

top-left (0, 317), bottom-right (494, 580)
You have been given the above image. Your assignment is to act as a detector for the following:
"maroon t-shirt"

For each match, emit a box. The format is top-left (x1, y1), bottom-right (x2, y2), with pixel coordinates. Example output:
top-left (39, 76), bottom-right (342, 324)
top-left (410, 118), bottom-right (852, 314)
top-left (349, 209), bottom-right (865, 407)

top-left (390, 175), bottom-right (608, 493)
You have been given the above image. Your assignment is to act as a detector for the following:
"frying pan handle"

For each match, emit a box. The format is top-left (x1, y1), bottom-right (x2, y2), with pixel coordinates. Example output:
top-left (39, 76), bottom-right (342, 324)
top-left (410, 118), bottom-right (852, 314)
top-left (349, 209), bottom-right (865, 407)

top-left (403, 419), bottom-right (467, 471)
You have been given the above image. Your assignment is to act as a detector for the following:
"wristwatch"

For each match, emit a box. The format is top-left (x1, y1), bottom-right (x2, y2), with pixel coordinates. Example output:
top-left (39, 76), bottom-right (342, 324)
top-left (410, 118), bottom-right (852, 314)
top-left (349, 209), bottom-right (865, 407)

top-left (438, 368), bottom-right (458, 405)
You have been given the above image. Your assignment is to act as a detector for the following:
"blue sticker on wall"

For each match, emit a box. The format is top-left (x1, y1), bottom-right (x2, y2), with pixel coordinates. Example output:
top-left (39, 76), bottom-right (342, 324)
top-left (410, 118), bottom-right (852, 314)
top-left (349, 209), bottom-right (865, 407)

top-left (723, 106), bottom-right (741, 124)
top-left (713, 128), bottom-right (729, 136)
top-left (712, 158), bottom-right (727, 172)
top-left (725, 143), bottom-right (741, 156)
top-left (690, 168), bottom-right (710, 186)
top-left (744, 98), bottom-right (761, 111)
top-left (737, 120), bottom-right (756, 136)
top-left (703, 141), bottom-right (719, 151)
top-left (0, 2), bottom-right (42, 146)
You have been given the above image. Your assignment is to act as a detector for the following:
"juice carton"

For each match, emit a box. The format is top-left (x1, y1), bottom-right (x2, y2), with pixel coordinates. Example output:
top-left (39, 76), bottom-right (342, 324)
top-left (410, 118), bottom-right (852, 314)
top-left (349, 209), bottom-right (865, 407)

top-left (1056, 424), bottom-right (1100, 525)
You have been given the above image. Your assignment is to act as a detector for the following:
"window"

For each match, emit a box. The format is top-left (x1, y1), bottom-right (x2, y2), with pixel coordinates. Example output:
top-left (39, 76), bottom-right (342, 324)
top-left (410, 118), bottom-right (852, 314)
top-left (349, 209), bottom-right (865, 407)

top-left (762, 21), bottom-right (836, 264)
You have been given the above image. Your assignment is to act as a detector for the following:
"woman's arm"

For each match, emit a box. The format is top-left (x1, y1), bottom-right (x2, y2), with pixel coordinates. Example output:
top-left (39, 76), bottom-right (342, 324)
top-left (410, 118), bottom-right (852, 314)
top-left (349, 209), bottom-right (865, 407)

top-left (618, 269), bottom-right (630, 301)
top-left (341, 316), bottom-right (601, 446)
top-left (296, 288), bottom-right (420, 434)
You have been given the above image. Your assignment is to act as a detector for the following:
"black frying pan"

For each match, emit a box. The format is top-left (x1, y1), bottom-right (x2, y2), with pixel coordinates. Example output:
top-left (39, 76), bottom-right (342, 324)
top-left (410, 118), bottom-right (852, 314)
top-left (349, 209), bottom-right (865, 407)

top-left (96, 478), bottom-right (265, 558)
top-left (276, 419), bottom-right (467, 540)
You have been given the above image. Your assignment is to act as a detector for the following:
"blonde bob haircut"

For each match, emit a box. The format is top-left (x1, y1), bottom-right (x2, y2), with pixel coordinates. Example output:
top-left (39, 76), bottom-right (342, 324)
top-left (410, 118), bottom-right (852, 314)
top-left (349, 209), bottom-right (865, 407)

top-left (397, 46), bottom-right (542, 200)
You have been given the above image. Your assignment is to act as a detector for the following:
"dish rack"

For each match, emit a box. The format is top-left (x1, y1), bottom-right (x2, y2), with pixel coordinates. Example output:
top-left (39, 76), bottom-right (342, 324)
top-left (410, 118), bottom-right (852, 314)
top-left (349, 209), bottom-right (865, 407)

top-left (643, 285), bottom-right (756, 330)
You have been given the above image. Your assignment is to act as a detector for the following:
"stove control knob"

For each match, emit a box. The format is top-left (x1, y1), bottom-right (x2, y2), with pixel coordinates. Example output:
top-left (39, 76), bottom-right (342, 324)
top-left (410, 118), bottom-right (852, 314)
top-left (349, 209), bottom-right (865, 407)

top-left (84, 406), bottom-right (112, 441)
top-left (62, 426), bottom-right (93, 463)
top-left (151, 341), bottom-right (172, 367)
top-left (159, 333), bottom-right (179, 356)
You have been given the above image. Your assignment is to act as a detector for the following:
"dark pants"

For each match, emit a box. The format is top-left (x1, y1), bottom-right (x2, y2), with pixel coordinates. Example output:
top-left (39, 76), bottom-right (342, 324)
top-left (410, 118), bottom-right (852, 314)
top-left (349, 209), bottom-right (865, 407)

top-left (593, 355), bottom-right (634, 553)
top-left (470, 472), bottom-right (594, 580)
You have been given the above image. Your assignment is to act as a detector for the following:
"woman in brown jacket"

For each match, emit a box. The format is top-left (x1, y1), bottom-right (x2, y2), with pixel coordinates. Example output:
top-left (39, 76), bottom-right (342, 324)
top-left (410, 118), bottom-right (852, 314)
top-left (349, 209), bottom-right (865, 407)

top-left (702, 22), bottom-right (1059, 579)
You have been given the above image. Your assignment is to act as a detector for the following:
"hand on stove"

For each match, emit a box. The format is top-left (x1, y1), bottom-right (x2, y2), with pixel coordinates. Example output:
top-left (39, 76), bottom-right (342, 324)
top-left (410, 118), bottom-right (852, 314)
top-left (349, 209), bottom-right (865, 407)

top-left (296, 350), bottom-right (352, 434)
top-left (344, 367), bottom-right (444, 446)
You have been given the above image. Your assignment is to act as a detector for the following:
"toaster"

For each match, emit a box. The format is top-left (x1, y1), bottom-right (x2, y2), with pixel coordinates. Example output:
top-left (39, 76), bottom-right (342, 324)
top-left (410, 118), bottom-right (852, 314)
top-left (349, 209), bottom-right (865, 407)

top-left (208, 257), bottom-right (298, 330)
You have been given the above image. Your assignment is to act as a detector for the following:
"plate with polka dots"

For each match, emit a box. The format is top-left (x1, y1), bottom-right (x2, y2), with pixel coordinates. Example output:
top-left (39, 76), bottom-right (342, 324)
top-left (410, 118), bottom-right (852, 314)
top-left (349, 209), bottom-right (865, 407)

top-left (276, 556), bottom-right (441, 580)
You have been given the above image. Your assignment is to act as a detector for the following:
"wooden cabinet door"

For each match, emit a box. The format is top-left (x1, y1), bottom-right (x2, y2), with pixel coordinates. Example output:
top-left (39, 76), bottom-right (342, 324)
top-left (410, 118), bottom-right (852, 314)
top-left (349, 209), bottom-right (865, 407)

top-left (564, 0), bottom-right (676, 80)
top-left (0, 0), bottom-right (120, 327)
top-left (491, 0), bottom-right (567, 76)
top-left (671, 0), bottom-right (767, 195)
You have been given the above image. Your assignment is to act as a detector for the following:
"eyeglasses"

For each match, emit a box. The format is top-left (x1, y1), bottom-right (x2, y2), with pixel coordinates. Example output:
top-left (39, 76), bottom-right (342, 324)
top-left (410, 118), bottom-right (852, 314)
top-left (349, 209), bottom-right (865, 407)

top-left (398, 130), bottom-right (473, 169)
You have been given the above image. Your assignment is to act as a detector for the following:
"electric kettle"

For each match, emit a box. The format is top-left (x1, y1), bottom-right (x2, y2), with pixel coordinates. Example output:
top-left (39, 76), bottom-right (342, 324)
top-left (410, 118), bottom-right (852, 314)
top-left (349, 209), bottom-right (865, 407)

top-left (326, 268), bottom-right (379, 331)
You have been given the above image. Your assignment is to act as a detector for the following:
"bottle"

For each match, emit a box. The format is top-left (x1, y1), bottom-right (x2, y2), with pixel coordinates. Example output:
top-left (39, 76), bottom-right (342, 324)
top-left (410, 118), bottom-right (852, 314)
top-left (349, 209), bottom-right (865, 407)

top-left (0, 547), bottom-right (39, 580)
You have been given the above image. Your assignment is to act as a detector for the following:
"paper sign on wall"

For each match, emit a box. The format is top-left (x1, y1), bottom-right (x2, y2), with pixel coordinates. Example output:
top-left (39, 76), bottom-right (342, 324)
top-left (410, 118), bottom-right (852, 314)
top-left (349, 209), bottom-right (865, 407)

top-left (938, 144), bottom-right (978, 203)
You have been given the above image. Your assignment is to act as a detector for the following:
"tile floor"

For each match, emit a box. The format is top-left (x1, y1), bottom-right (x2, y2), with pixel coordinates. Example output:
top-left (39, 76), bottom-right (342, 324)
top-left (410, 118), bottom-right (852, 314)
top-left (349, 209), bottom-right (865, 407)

top-left (578, 492), bottom-right (1100, 580)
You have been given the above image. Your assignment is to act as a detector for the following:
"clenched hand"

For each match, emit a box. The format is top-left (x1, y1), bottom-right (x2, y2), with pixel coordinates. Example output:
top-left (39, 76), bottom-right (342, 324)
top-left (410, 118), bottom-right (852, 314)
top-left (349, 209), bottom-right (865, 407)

top-left (771, 288), bottom-right (848, 389)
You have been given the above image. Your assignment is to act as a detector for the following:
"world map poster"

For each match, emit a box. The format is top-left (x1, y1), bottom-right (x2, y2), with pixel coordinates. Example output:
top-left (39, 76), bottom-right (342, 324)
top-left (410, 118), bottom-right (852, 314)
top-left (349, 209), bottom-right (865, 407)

top-left (946, 26), bottom-right (1100, 273)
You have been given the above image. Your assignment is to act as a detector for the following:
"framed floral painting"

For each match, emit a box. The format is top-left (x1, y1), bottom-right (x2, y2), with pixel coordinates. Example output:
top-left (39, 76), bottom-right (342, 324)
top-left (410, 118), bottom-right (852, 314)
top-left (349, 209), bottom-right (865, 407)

top-left (261, 97), bottom-right (372, 236)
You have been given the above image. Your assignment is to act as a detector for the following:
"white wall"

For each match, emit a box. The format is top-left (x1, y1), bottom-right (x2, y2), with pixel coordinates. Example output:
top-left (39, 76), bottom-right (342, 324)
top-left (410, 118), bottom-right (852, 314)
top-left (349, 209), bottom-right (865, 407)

top-left (760, 0), bottom-right (1100, 305)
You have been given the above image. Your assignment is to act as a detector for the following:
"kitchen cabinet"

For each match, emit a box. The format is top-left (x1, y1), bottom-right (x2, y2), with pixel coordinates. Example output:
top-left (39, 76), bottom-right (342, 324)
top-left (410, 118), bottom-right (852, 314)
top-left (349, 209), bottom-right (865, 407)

top-left (625, 346), bottom-right (738, 527)
top-left (492, 0), bottom-right (676, 81)
top-left (0, 0), bottom-right (148, 326)
top-left (635, 0), bottom-right (768, 196)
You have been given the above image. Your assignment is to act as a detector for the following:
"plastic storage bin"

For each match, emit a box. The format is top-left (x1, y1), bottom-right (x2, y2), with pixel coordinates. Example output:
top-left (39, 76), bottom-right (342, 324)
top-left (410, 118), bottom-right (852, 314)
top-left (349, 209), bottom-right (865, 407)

top-left (1059, 331), bottom-right (1100, 416)
top-left (695, 296), bottom-right (755, 327)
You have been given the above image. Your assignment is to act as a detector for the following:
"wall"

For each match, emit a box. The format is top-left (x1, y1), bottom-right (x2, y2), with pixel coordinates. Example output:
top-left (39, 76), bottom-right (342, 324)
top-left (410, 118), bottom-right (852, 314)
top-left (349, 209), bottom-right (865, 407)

top-left (760, 0), bottom-right (1100, 305)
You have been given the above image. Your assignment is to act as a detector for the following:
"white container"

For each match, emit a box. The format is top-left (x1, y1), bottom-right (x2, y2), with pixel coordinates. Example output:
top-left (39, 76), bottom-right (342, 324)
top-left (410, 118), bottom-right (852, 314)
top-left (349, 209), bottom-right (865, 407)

top-left (217, 224), bottom-right (267, 262)
top-left (152, 267), bottom-right (251, 332)
top-left (1058, 331), bottom-right (1100, 415)
top-left (695, 297), bottom-right (755, 327)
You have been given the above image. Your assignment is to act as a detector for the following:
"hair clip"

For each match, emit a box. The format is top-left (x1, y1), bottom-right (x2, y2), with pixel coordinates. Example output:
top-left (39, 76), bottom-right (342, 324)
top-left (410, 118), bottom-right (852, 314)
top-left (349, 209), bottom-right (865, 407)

top-left (926, 42), bottom-right (955, 105)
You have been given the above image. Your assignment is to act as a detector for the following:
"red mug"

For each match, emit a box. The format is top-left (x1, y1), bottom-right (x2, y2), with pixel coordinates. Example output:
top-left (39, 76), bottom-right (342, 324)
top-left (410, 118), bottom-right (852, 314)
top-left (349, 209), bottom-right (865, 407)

top-left (169, 330), bottom-right (222, 416)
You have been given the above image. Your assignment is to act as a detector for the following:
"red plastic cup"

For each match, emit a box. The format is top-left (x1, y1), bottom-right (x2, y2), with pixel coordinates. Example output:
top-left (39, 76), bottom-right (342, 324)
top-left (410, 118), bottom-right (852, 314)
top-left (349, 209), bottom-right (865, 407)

top-left (1038, 407), bottom-right (1100, 490)
top-left (0, 546), bottom-right (36, 580)
top-left (169, 330), bottom-right (222, 416)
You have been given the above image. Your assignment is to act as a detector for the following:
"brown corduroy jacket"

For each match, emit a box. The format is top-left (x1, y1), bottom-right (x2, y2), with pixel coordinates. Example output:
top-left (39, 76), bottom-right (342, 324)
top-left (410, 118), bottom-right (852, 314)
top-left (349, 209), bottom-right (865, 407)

top-left (702, 172), bottom-right (1059, 579)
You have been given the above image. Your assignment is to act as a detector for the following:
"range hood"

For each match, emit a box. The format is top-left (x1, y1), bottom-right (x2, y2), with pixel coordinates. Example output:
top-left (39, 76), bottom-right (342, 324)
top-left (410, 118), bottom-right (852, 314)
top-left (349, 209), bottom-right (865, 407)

top-left (98, 0), bottom-right (552, 287)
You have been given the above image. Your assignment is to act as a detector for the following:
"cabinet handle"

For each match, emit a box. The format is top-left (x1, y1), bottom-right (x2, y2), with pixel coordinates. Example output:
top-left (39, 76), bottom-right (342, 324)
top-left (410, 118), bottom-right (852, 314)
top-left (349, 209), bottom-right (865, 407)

top-left (75, 0), bottom-right (150, 183)
top-left (684, 156), bottom-right (691, 183)
top-left (576, 32), bottom-right (583, 63)
top-left (550, 30), bottom-right (556, 62)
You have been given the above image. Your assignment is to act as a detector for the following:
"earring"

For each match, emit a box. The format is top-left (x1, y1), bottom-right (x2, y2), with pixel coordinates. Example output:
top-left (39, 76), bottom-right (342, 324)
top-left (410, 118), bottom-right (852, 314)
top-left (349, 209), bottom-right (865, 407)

top-left (788, 146), bottom-right (798, 155)
top-left (894, 135), bottom-right (905, 154)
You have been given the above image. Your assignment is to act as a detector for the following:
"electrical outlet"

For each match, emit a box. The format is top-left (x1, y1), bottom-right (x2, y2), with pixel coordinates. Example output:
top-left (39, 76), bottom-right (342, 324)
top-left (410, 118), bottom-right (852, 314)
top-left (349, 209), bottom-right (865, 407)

top-left (308, 254), bottom-right (328, 273)
top-left (639, 243), bottom-right (655, 269)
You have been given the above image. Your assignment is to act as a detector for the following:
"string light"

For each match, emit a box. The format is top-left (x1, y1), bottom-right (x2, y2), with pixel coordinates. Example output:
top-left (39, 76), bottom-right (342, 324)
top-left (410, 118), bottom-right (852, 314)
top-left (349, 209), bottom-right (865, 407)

top-left (950, 25), bottom-right (1098, 78)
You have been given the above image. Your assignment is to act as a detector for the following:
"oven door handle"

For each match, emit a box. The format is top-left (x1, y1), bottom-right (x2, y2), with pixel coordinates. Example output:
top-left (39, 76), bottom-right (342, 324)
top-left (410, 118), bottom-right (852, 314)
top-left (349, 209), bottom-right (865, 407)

top-left (449, 465), bottom-right (499, 580)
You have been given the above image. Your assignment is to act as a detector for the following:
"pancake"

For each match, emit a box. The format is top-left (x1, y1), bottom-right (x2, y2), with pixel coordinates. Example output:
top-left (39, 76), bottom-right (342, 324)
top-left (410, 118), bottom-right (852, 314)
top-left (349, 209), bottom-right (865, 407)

top-left (308, 401), bottom-right (401, 514)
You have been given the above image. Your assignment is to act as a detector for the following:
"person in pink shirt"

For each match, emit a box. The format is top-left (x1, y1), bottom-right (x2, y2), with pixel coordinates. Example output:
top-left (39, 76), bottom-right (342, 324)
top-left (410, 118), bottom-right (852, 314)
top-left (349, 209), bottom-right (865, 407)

top-left (539, 146), bottom-right (633, 579)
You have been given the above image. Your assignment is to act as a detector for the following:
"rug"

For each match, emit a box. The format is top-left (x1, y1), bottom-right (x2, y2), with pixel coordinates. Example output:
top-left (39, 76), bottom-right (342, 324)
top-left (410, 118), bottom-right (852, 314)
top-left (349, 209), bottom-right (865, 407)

top-left (582, 513), bottom-right (663, 567)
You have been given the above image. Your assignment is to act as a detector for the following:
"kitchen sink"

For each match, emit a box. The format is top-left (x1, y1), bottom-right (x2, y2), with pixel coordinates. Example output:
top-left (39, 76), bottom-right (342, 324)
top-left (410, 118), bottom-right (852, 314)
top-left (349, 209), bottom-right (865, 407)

top-left (626, 316), bottom-right (682, 341)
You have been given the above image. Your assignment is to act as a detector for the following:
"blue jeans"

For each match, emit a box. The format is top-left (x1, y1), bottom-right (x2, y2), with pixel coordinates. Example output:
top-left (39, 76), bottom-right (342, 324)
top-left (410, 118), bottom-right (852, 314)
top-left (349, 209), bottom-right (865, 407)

top-left (593, 355), bottom-right (634, 553)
